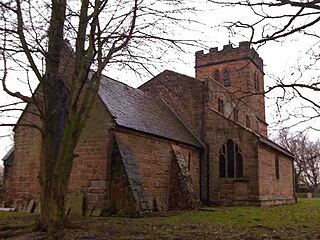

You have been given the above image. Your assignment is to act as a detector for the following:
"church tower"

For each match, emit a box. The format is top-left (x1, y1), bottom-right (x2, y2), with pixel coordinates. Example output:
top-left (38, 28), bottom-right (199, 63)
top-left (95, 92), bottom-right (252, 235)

top-left (195, 42), bottom-right (267, 135)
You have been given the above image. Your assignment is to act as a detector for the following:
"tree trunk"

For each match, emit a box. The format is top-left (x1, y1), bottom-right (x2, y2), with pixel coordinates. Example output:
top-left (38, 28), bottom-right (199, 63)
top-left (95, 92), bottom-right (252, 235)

top-left (39, 186), bottom-right (64, 233)
top-left (37, 0), bottom-right (67, 232)
top-left (39, 133), bottom-right (67, 232)
top-left (38, 108), bottom-right (83, 232)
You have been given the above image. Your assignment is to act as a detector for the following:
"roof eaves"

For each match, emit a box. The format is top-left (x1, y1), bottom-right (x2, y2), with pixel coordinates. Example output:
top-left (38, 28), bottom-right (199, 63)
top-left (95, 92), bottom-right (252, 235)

top-left (258, 136), bottom-right (294, 159)
top-left (2, 146), bottom-right (14, 161)
top-left (99, 74), bottom-right (203, 149)
top-left (114, 125), bottom-right (203, 149)
top-left (138, 70), bottom-right (204, 90)
top-left (160, 98), bottom-right (205, 148)
top-left (208, 107), bottom-right (257, 137)
top-left (207, 108), bottom-right (294, 158)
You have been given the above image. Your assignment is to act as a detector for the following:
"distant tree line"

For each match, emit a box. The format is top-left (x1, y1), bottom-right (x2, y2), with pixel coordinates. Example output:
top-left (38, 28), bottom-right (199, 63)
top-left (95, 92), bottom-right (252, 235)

top-left (276, 129), bottom-right (320, 193)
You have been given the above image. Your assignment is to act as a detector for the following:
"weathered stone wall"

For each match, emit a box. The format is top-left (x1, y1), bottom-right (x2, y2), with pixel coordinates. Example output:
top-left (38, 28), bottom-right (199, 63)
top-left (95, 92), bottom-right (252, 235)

top-left (257, 145), bottom-right (295, 206)
top-left (195, 42), bottom-right (263, 72)
top-left (7, 97), bottom-right (115, 211)
top-left (169, 144), bottom-right (200, 210)
top-left (109, 140), bottom-right (142, 216)
top-left (195, 42), bottom-right (267, 136)
top-left (205, 78), bottom-right (267, 137)
top-left (2, 153), bottom-right (13, 206)
top-left (203, 107), bottom-right (294, 206)
top-left (204, 108), bottom-right (260, 205)
top-left (114, 130), bottom-right (201, 211)
top-left (6, 103), bottom-right (42, 206)
top-left (68, 98), bottom-right (115, 211)
top-left (5, 41), bottom-right (114, 211)
top-left (138, 69), bottom-right (271, 205)
top-left (139, 70), bottom-right (205, 137)
top-left (139, 71), bottom-right (208, 205)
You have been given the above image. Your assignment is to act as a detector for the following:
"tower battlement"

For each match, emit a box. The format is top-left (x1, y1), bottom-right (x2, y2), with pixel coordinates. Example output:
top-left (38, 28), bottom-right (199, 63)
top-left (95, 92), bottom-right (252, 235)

top-left (195, 41), bottom-right (263, 72)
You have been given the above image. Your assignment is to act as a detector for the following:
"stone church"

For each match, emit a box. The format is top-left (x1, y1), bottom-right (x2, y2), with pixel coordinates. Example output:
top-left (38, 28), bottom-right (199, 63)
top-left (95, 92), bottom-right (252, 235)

top-left (2, 42), bottom-right (295, 215)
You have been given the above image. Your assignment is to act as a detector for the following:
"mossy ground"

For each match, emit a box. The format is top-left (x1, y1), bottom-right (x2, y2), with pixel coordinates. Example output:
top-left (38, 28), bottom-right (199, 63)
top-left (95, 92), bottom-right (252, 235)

top-left (3, 198), bottom-right (320, 239)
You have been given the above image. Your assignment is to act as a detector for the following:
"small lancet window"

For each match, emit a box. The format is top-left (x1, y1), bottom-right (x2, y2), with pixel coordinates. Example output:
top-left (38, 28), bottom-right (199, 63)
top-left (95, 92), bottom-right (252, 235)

top-left (227, 139), bottom-right (235, 177)
top-left (214, 69), bottom-right (220, 82)
top-left (246, 115), bottom-right (251, 128)
top-left (236, 153), bottom-right (243, 177)
top-left (218, 98), bottom-right (224, 114)
top-left (254, 72), bottom-right (259, 91)
top-left (223, 69), bottom-right (230, 86)
top-left (275, 155), bottom-right (280, 179)
top-left (234, 108), bottom-right (239, 122)
top-left (219, 154), bottom-right (226, 178)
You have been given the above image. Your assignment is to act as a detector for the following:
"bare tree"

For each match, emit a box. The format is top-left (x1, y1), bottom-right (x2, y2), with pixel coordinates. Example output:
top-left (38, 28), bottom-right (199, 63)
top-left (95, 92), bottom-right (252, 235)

top-left (208, 0), bottom-right (320, 130)
top-left (276, 129), bottom-right (320, 191)
top-left (0, 0), bottom-right (200, 232)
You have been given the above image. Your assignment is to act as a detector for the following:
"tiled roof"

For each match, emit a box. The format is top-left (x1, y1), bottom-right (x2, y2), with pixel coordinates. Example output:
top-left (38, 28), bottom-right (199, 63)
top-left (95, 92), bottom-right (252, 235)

top-left (259, 136), bottom-right (294, 158)
top-left (139, 70), bottom-right (204, 89)
top-left (98, 75), bottom-right (202, 148)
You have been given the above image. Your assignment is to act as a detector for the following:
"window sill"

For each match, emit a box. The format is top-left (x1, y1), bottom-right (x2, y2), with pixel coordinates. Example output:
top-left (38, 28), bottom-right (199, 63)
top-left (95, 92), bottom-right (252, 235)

top-left (219, 177), bottom-right (249, 183)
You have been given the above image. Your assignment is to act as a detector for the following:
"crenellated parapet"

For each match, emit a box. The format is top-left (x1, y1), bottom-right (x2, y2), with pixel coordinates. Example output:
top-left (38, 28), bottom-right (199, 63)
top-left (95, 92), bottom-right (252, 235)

top-left (195, 41), bottom-right (263, 72)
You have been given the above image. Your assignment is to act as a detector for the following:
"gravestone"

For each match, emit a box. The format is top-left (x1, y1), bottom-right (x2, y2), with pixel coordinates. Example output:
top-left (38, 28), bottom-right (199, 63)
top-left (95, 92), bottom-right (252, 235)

top-left (66, 189), bottom-right (84, 217)
top-left (25, 199), bottom-right (35, 213)
top-left (91, 207), bottom-right (102, 217)
top-left (34, 202), bottom-right (41, 213)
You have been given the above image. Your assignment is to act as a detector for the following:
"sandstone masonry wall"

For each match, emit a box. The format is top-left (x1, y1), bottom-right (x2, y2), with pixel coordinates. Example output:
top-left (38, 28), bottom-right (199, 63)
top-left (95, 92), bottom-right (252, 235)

top-left (7, 103), bottom-right (42, 206)
top-left (195, 42), bottom-right (267, 136)
top-left (258, 145), bottom-right (295, 205)
top-left (204, 108), bottom-right (260, 205)
top-left (139, 70), bottom-right (204, 137)
top-left (68, 98), bottom-right (115, 210)
top-left (7, 97), bottom-right (115, 211)
top-left (205, 78), bottom-right (267, 136)
top-left (114, 130), bottom-right (201, 211)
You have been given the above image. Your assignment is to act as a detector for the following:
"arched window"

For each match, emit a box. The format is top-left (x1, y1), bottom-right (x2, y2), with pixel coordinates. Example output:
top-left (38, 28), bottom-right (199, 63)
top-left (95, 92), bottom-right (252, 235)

top-left (236, 153), bottom-right (243, 177)
top-left (214, 69), bottom-right (220, 82)
top-left (275, 155), bottom-right (279, 179)
top-left (219, 154), bottom-right (226, 178)
top-left (223, 69), bottom-right (230, 86)
top-left (254, 72), bottom-right (259, 91)
top-left (219, 139), bottom-right (243, 178)
top-left (218, 98), bottom-right (224, 114)
top-left (227, 139), bottom-right (235, 177)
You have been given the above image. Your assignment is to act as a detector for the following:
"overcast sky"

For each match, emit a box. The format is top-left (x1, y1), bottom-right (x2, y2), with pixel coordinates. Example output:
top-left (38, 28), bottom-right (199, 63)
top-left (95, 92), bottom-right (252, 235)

top-left (1, 2), bottom-right (319, 160)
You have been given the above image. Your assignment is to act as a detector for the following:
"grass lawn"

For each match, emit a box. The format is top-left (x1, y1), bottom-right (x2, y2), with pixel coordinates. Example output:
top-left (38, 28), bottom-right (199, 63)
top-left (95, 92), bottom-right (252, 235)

top-left (170, 198), bottom-right (320, 228)
top-left (2, 198), bottom-right (320, 239)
